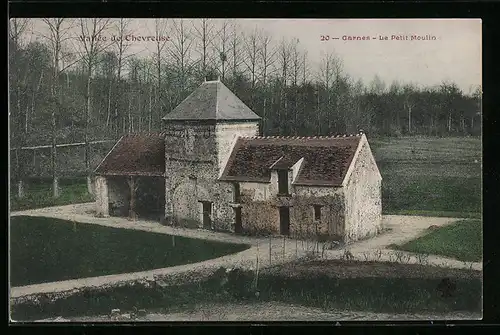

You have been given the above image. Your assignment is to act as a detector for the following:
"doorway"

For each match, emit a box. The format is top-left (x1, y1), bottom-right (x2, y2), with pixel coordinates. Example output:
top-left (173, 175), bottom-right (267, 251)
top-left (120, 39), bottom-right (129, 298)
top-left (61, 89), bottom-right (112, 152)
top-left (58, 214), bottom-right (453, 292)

top-left (201, 201), bottom-right (212, 229)
top-left (234, 207), bottom-right (242, 234)
top-left (279, 206), bottom-right (290, 235)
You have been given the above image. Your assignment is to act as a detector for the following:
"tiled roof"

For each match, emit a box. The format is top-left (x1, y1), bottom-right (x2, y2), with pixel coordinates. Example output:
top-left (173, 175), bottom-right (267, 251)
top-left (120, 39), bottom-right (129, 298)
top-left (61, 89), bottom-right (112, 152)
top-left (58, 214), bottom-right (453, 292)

top-left (94, 133), bottom-right (165, 176)
top-left (220, 135), bottom-right (362, 186)
top-left (162, 80), bottom-right (261, 121)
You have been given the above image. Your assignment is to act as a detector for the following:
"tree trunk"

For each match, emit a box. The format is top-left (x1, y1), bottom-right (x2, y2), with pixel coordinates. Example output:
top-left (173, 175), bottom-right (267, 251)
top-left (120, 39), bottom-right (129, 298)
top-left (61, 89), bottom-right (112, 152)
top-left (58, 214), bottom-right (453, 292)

top-left (408, 105), bottom-right (412, 134)
top-left (106, 80), bottom-right (112, 127)
top-left (15, 148), bottom-right (25, 199)
top-left (51, 120), bottom-right (59, 198)
top-left (128, 176), bottom-right (136, 220)
top-left (148, 85), bottom-right (152, 132)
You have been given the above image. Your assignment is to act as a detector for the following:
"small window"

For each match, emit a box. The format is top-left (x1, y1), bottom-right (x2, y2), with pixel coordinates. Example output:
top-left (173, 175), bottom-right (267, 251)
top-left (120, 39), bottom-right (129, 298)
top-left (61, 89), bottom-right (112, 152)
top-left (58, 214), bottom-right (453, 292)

top-left (313, 205), bottom-right (322, 221)
top-left (278, 170), bottom-right (289, 195)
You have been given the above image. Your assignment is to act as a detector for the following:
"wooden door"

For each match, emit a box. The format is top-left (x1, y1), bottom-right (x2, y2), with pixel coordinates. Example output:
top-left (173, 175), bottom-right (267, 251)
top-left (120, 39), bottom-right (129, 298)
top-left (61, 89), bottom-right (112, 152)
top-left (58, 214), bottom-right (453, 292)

top-left (202, 202), bottom-right (212, 229)
top-left (234, 207), bottom-right (242, 234)
top-left (279, 206), bottom-right (290, 235)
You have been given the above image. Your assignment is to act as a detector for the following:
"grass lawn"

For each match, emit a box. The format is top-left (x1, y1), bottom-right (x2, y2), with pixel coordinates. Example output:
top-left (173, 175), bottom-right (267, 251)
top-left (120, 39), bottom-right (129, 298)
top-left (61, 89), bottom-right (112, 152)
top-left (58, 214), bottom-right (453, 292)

top-left (392, 220), bottom-right (482, 262)
top-left (11, 259), bottom-right (482, 321)
top-left (370, 136), bottom-right (482, 215)
top-left (10, 178), bottom-right (94, 211)
top-left (10, 216), bottom-right (250, 287)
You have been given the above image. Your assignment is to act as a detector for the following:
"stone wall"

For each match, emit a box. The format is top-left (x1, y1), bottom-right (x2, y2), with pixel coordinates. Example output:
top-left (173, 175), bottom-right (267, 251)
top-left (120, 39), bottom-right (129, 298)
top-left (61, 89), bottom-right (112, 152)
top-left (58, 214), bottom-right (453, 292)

top-left (107, 176), bottom-right (129, 217)
top-left (215, 122), bottom-right (259, 175)
top-left (164, 121), bottom-right (259, 231)
top-left (292, 186), bottom-right (345, 239)
top-left (94, 176), bottom-right (109, 217)
top-left (343, 140), bottom-right (383, 242)
top-left (236, 181), bottom-right (345, 239)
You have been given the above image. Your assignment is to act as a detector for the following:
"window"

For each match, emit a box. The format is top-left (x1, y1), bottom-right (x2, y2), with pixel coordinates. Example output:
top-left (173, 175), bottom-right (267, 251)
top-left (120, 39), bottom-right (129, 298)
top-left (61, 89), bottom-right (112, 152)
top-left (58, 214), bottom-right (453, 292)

top-left (233, 182), bottom-right (241, 202)
top-left (313, 205), bottom-right (322, 221)
top-left (278, 170), bottom-right (289, 195)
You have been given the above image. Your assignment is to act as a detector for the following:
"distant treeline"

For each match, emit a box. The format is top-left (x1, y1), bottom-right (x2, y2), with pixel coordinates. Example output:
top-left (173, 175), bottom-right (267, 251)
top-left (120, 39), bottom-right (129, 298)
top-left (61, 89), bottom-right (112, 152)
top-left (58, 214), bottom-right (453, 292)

top-left (9, 19), bottom-right (482, 149)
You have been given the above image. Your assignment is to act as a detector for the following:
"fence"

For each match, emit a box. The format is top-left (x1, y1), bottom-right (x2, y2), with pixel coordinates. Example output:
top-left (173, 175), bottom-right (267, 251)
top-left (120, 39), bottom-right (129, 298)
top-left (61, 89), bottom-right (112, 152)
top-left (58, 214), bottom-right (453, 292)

top-left (254, 235), bottom-right (341, 270)
top-left (10, 139), bottom-right (117, 198)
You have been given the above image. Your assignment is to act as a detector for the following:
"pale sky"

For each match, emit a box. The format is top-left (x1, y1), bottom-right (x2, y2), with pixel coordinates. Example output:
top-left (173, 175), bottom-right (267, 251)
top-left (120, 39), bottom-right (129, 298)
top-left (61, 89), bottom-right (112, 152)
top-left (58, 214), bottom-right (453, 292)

top-left (21, 18), bottom-right (481, 93)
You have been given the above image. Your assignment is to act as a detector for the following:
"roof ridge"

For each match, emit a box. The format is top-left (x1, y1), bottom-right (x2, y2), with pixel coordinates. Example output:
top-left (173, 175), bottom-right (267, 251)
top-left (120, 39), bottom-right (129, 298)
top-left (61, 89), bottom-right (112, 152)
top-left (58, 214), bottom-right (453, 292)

top-left (240, 134), bottom-right (362, 140)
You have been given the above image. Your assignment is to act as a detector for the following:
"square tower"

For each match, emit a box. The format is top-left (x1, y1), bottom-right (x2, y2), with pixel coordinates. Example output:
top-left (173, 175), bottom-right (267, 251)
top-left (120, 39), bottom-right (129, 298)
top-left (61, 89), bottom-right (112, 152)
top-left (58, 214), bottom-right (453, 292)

top-left (162, 79), bottom-right (260, 229)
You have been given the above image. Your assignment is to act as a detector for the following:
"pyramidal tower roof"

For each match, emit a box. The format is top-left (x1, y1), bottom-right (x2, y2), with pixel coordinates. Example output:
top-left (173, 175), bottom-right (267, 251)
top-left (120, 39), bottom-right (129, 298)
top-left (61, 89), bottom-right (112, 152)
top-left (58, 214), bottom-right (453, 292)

top-left (162, 79), bottom-right (261, 122)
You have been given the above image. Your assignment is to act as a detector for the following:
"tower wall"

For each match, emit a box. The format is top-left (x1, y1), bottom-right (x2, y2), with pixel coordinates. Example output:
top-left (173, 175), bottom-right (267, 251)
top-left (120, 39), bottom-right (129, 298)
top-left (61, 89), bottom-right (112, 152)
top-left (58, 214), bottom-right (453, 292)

top-left (164, 120), bottom-right (259, 231)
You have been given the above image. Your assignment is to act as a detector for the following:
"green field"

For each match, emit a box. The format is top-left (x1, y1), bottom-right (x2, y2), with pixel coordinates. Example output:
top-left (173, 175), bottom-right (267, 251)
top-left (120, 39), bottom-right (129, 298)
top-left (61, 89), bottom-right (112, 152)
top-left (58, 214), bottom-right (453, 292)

top-left (10, 216), bottom-right (250, 286)
top-left (10, 178), bottom-right (94, 211)
top-left (370, 136), bottom-right (482, 215)
top-left (10, 136), bottom-right (482, 216)
top-left (393, 220), bottom-right (482, 262)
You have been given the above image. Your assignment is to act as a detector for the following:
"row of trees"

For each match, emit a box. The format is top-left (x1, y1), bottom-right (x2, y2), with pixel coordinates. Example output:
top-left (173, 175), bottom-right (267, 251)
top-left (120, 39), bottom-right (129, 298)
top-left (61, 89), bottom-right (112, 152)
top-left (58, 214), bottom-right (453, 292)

top-left (9, 19), bottom-right (481, 195)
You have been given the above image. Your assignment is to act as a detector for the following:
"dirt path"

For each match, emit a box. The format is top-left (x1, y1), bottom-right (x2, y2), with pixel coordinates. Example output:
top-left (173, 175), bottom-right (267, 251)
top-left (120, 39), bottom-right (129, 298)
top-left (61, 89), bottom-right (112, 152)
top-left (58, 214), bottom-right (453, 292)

top-left (32, 301), bottom-right (481, 322)
top-left (10, 203), bottom-right (481, 299)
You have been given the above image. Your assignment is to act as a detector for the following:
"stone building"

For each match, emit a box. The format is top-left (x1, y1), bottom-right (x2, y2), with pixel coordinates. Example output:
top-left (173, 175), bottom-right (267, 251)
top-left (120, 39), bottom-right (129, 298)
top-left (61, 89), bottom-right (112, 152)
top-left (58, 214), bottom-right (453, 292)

top-left (94, 79), bottom-right (382, 242)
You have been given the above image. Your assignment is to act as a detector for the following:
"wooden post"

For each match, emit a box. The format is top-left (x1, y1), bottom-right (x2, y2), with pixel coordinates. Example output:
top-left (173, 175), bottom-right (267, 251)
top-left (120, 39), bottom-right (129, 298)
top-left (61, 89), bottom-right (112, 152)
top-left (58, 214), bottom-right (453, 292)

top-left (15, 148), bottom-right (25, 199)
top-left (255, 242), bottom-right (260, 289)
top-left (269, 235), bottom-right (272, 265)
top-left (51, 141), bottom-right (59, 198)
top-left (172, 235), bottom-right (175, 247)
top-left (283, 236), bottom-right (286, 259)
top-left (128, 176), bottom-right (136, 220)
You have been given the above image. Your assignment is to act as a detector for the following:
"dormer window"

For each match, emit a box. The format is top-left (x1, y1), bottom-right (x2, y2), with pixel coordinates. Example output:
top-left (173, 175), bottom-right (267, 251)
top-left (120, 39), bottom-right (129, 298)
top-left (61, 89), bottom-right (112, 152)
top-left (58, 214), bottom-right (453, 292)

top-left (278, 170), bottom-right (289, 195)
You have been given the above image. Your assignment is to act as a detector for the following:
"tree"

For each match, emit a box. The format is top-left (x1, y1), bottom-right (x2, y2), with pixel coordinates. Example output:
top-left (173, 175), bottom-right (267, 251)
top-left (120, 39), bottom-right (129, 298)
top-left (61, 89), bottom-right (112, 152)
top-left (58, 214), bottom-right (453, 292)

top-left (169, 19), bottom-right (197, 105)
top-left (257, 30), bottom-right (277, 135)
top-left (193, 19), bottom-right (216, 80)
top-left (213, 20), bottom-right (231, 81)
top-left (112, 19), bottom-right (133, 136)
top-left (9, 19), bottom-right (33, 198)
top-left (150, 19), bottom-right (169, 129)
top-left (242, 28), bottom-right (260, 95)
top-left (41, 18), bottom-right (76, 197)
top-left (75, 18), bottom-right (112, 193)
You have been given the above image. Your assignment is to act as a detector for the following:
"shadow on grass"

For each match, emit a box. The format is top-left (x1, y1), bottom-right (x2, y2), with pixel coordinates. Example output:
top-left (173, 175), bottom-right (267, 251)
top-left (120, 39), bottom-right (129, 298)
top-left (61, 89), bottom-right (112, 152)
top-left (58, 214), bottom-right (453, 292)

top-left (10, 216), bottom-right (250, 286)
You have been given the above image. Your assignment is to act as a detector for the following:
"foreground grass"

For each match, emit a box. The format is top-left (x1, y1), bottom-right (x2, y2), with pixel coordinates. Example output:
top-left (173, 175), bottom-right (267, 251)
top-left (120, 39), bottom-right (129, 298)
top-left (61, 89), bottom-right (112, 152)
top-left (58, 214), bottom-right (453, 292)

top-left (11, 260), bottom-right (482, 321)
top-left (10, 216), bottom-right (250, 286)
top-left (10, 178), bottom-right (94, 211)
top-left (393, 220), bottom-right (482, 262)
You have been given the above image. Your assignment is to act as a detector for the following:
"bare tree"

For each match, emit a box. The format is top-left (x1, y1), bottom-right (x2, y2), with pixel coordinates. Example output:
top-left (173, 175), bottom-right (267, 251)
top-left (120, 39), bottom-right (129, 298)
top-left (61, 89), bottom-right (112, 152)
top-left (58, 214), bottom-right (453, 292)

top-left (192, 19), bottom-right (216, 80)
top-left (257, 31), bottom-right (277, 135)
top-left (9, 19), bottom-right (32, 198)
top-left (290, 38), bottom-right (301, 134)
top-left (150, 19), bottom-right (169, 129)
top-left (243, 28), bottom-right (260, 93)
top-left (41, 18), bottom-right (76, 197)
top-left (277, 38), bottom-right (293, 134)
top-left (401, 83), bottom-right (416, 134)
top-left (75, 18), bottom-right (112, 194)
top-left (229, 23), bottom-right (245, 80)
top-left (169, 19), bottom-right (196, 104)
top-left (212, 20), bottom-right (231, 81)
top-left (318, 52), bottom-right (343, 133)
top-left (112, 18), bottom-right (133, 137)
